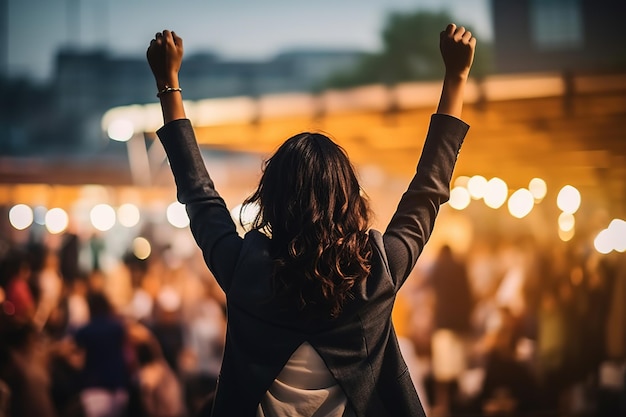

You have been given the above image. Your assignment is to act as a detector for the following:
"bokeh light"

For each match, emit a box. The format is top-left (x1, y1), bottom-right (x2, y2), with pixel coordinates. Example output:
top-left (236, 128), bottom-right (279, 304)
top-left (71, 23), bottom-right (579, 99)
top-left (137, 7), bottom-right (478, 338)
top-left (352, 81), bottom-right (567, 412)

top-left (453, 175), bottom-right (471, 188)
top-left (133, 237), bottom-right (152, 260)
top-left (449, 186), bottom-right (471, 210)
top-left (608, 219), bottom-right (626, 252)
top-left (594, 229), bottom-right (613, 254)
top-left (483, 177), bottom-right (508, 209)
top-left (507, 188), bottom-right (534, 218)
top-left (559, 227), bottom-right (575, 242)
top-left (33, 206), bottom-right (47, 225)
top-left (558, 212), bottom-right (575, 232)
top-left (528, 178), bottom-right (547, 202)
top-left (118, 203), bottom-right (141, 228)
top-left (592, 220), bottom-right (626, 254)
top-left (107, 119), bottom-right (134, 142)
top-left (167, 201), bottom-right (190, 228)
top-left (9, 204), bottom-right (34, 230)
top-left (467, 175), bottom-right (488, 200)
top-left (556, 185), bottom-right (581, 214)
top-left (90, 204), bottom-right (116, 232)
top-left (45, 208), bottom-right (69, 234)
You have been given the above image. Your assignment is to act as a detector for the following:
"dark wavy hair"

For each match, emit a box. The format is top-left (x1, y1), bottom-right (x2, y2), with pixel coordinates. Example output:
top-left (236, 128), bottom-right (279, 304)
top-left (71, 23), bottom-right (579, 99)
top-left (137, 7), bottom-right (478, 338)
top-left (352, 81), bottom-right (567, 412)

top-left (242, 132), bottom-right (372, 318)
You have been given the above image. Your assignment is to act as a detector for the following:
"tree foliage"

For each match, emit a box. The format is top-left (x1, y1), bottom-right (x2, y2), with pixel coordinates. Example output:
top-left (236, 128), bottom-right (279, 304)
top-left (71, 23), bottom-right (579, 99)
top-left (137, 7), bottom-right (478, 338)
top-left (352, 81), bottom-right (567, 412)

top-left (323, 10), bottom-right (492, 89)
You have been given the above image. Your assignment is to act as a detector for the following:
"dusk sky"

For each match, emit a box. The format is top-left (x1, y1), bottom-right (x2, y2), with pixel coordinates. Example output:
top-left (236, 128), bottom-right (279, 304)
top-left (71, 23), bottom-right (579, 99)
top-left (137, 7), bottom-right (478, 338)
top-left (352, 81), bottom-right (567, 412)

top-left (5, 0), bottom-right (492, 82)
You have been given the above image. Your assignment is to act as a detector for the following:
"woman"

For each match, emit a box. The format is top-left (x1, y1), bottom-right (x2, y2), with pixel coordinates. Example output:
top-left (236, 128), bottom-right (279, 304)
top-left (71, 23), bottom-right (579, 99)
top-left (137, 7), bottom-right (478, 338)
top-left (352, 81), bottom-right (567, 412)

top-left (147, 22), bottom-right (475, 417)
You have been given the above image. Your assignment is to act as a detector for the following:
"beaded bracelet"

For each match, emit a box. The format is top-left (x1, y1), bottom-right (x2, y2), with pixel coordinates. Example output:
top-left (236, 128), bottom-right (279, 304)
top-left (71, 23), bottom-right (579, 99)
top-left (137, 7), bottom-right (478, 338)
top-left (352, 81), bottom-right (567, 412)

top-left (157, 86), bottom-right (182, 97)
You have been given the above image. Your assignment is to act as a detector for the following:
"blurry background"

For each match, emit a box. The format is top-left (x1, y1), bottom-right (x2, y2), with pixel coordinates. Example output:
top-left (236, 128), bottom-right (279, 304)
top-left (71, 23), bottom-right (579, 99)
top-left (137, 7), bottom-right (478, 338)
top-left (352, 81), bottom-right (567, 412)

top-left (1, 1), bottom-right (625, 417)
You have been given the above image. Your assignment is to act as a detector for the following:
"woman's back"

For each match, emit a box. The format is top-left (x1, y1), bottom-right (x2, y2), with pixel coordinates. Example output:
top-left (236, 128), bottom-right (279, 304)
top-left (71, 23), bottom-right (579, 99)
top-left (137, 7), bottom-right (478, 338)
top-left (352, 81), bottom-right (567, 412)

top-left (156, 112), bottom-right (468, 416)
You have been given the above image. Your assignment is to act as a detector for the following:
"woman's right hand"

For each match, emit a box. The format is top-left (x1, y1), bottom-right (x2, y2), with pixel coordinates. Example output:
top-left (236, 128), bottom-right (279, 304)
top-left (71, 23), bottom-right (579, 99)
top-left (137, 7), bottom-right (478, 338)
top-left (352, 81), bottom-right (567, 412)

top-left (147, 30), bottom-right (184, 90)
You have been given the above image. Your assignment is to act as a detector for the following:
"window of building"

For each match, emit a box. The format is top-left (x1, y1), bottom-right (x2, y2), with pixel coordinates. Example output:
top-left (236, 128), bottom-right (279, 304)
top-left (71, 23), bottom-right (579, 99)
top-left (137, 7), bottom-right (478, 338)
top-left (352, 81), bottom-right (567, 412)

top-left (530, 0), bottom-right (583, 50)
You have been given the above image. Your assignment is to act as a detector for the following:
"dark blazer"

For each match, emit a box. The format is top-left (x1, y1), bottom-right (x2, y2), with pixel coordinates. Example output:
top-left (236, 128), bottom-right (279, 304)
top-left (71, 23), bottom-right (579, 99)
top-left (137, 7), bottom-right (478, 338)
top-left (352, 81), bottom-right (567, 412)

top-left (157, 113), bottom-right (469, 417)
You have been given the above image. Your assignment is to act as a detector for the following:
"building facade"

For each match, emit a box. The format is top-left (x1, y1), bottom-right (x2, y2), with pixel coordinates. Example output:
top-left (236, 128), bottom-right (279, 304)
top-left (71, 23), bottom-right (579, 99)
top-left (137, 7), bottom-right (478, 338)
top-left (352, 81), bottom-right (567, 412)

top-left (492, 0), bottom-right (626, 73)
top-left (0, 46), bottom-right (363, 156)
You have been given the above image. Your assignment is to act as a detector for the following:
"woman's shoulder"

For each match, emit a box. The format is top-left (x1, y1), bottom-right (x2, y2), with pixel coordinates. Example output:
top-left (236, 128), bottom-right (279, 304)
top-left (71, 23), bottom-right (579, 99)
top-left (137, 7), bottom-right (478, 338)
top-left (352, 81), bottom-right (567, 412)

top-left (367, 229), bottom-right (389, 266)
top-left (240, 229), bottom-right (272, 258)
top-left (367, 229), bottom-right (383, 247)
top-left (243, 228), bottom-right (271, 243)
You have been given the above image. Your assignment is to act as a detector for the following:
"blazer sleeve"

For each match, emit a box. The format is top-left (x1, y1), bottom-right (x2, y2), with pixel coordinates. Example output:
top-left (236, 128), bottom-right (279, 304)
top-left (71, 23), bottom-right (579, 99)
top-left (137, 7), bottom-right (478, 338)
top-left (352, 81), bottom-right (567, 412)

top-left (383, 113), bottom-right (469, 290)
top-left (157, 119), bottom-right (242, 293)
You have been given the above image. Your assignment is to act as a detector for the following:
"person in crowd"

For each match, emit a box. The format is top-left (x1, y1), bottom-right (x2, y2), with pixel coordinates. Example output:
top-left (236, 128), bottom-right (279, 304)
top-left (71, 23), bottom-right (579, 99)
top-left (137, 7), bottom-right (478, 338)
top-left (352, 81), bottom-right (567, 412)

top-left (150, 286), bottom-right (185, 374)
top-left (146, 22), bottom-right (475, 416)
top-left (427, 244), bottom-right (474, 415)
top-left (48, 334), bottom-right (88, 417)
top-left (536, 283), bottom-right (569, 411)
top-left (475, 306), bottom-right (539, 415)
top-left (0, 246), bottom-right (36, 323)
top-left (0, 377), bottom-right (9, 417)
top-left (59, 232), bottom-right (80, 285)
top-left (66, 276), bottom-right (91, 333)
top-left (0, 311), bottom-right (57, 417)
top-left (596, 253), bottom-right (626, 417)
top-left (32, 246), bottom-right (65, 333)
top-left (134, 338), bottom-right (186, 417)
top-left (73, 291), bottom-right (132, 417)
top-left (181, 283), bottom-right (227, 416)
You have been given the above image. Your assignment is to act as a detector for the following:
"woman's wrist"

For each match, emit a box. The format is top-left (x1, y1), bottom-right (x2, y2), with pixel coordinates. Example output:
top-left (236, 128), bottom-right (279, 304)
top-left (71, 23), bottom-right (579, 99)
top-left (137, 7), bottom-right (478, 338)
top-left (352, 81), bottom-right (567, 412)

top-left (155, 75), bottom-right (181, 91)
top-left (443, 71), bottom-right (469, 84)
top-left (157, 86), bottom-right (182, 98)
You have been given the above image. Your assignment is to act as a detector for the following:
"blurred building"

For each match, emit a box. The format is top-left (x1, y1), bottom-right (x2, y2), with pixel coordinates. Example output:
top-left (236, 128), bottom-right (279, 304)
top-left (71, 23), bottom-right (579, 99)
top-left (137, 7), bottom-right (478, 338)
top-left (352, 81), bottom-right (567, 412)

top-left (492, 0), bottom-right (626, 73)
top-left (0, 47), bottom-right (363, 157)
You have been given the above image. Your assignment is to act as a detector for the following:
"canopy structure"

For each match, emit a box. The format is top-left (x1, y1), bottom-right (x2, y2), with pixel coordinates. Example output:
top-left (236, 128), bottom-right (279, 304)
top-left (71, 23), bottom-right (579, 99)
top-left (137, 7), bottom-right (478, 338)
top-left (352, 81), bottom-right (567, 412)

top-left (1, 71), bottom-right (625, 250)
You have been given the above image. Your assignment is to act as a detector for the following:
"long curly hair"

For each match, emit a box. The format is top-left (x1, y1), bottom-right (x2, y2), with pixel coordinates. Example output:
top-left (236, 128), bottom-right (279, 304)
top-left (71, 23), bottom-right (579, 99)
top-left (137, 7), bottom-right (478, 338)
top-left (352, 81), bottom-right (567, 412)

top-left (242, 132), bottom-right (372, 318)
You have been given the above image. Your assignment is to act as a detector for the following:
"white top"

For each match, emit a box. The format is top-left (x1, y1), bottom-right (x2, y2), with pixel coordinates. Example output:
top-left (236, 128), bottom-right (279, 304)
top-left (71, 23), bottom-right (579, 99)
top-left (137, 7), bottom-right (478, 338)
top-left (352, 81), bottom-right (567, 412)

top-left (257, 342), bottom-right (354, 417)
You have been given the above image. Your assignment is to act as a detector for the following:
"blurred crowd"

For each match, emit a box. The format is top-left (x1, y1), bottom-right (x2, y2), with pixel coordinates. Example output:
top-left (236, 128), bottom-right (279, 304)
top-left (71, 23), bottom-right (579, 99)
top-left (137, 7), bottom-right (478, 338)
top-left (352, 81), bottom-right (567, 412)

top-left (0, 232), bottom-right (226, 417)
top-left (1, 231), bottom-right (625, 417)
top-left (395, 236), bottom-right (626, 417)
